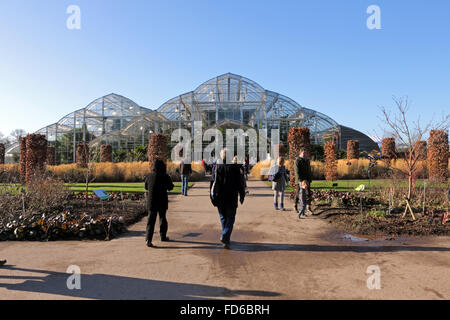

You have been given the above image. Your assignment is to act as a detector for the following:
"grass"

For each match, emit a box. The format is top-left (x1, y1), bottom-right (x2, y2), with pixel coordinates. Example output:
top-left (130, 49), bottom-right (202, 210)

top-left (67, 182), bottom-right (193, 194)
top-left (265, 179), bottom-right (441, 193)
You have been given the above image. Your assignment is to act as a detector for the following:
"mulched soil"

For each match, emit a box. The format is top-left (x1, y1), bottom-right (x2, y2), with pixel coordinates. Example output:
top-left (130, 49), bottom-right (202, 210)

top-left (317, 207), bottom-right (449, 236)
top-left (68, 198), bottom-right (147, 226)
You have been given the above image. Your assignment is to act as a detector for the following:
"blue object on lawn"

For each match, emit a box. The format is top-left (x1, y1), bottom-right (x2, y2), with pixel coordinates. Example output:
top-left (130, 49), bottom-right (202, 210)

top-left (93, 189), bottom-right (110, 200)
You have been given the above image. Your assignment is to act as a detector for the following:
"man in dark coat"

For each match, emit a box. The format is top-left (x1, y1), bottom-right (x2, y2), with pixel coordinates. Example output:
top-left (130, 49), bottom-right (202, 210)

top-left (294, 147), bottom-right (314, 215)
top-left (179, 160), bottom-right (192, 196)
top-left (211, 149), bottom-right (246, 249)
top-left (144, 159), bottom-right (174, 247)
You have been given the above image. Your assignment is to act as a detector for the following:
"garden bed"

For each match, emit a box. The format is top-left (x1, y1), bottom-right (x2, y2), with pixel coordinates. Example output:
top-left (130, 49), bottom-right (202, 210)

top-left (325, 211), bottom-right (449, 237)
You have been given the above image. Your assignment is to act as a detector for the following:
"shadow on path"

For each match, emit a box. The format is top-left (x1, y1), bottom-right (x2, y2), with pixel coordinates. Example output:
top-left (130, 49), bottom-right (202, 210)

top-left (162, 240), bottom-right (450, 253)
top-left (0, 266), bottom-right (280, 300)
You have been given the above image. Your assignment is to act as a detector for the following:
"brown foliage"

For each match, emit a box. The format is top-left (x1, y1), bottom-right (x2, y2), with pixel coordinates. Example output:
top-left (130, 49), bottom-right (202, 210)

top-left (413, 140), bottom-right (427, 161)
top-left (324, 141), bottom-right (337, 181)
top-left (148, 134), bottom-right (168, 171)
top-left (427, 130), bottom-right (449, 182)
top-left (100, 144), bottom-right (113, 163)
top-left (25, 134), bottom-right (47, 185)
top-left (46, 146), bottom-right (56, 166)
top-left (347, 140), bottom-right (359, 160)
top-left (76, 144), bottom-right (89, 168)
top-left (382, 137), bottom-right (396, 165)
top-left (0, 143), bottom-right (5, 164)
top-left (288, 127), bottom-right (311, 187)
top-left (20, 137), bottom-right (27, 180)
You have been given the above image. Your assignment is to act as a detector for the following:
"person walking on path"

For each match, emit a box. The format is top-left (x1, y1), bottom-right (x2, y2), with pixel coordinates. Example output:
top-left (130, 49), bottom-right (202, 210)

top-left (180, 159), bottom-right (192, 196)
top-left (211, 149), bottom-right (246, 249)
top-left (270, 157), bottom-right (289, 210)
top-left (294, 147), bottom-right (314, 216)
top-left (144, 159), bottom-right (174, 247)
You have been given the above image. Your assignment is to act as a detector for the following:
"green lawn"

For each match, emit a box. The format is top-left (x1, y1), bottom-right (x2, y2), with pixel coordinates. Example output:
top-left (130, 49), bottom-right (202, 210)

top-left (67, 182), bottom-right (193, 194)
top-left (265, 179), bottom-right (438, 192)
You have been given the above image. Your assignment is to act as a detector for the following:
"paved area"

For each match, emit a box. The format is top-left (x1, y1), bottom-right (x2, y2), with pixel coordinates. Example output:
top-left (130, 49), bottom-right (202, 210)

top-left (0, 180), bottom-right (449, 299)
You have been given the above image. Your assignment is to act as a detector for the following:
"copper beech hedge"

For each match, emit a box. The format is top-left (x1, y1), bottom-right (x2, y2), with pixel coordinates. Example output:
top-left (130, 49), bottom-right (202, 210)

top-left (382, 137), bottom-right (396, 165)
top-left (288, 127), bottom-right (311, 187)
top-left (347, 140), bottom-right (359, 160)
top-left (324, 140), bottom-right (337, 181)
top-left (427, 130), bottom-right (449, 182)
top-left (100, 144), bottom-right (113, 163)
top-left (20, 137), bottom-right (27, 180)
top-left (0, 143), bottom-right (5, 164)
top-left (414, 140), bottom-right (427, 161)
top-left (25, 134), bottom-right (47, 184)
top-left (46, 146), bottom-right (56, 166)
top-left (148, 133), bottom-right (168, 171)
top-left (76, 144), bottom-right (89, 168)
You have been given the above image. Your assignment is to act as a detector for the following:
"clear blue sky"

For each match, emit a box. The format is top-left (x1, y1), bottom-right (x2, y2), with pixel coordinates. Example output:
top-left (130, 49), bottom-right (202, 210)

top-left (0, 0), bottom-right (449, 139)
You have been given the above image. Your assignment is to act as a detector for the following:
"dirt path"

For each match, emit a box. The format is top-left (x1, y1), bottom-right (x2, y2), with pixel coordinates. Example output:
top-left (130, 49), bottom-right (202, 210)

top-left (0, 180), bottom-right (449, 300)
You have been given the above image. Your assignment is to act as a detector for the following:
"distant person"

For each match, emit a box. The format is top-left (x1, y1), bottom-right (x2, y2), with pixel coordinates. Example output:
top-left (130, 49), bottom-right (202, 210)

top-left (0, 259), bottom-right (6, 266)
top-left (144, 159), bottom-right (174, 247)
top-left (202, 159), bottom-right (207, 175)
top-left (294, 147), bottom-right (314, 215)
top-left (211, 149), bottom-right (246, 249)
top-left (179, 159), bottom-right (192, 196)
top-left (244, 156), bottom-right (250, 180)
top-left (270, 157), bottom-right (289, 210)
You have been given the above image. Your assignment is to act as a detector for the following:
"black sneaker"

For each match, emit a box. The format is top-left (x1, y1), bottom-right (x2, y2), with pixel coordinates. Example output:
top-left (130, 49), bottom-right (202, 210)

top-left (161, 236), bottom-right (170, 242)
top-left (146, 240), bottom-right (154, 247)
top-left (0, 260), bottom-right (6, 266)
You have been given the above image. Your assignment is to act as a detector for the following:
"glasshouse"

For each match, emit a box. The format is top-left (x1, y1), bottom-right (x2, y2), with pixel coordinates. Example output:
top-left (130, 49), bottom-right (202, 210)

top-left (5, 73), bottom-right (379, 164)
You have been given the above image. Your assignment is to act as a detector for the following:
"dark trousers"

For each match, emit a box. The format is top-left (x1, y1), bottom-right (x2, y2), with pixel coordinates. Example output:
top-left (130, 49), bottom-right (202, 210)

top-left (218, 206), bottom-right (237, 244)
top-left (146, 209), bottom-right (168, 242)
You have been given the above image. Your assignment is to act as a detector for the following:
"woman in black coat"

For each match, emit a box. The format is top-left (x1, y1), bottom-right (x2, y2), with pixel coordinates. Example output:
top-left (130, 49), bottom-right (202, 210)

top-left (144, 159), bottom-right (174, 247)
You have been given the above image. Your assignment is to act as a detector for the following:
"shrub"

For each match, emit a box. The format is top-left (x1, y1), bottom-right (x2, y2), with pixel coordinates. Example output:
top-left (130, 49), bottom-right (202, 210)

top-left (0, 143), bottom-right (5, 164)
top-left (414, 140), bottom-right (427, 161)
top-left (347, 140), bottom-right (359, 160)
top-left (148, 134), bottom-right (168, 171)
top-left (76, 144), bottom-right (89, 168)
top-left (46, 146), bottom-right (56, 166)
top-left (25, 134), bottom-right (47, 185)
top-left (382, 138), bottom-right (396, 165)
top-left (428, 130), bottom-right (449, 182)
top-left (100, 144), bottom-right (113, 162)
top-left (324, 141), bottom-right (337, 181)
top-left (20, 137), bottom-right (27, 180)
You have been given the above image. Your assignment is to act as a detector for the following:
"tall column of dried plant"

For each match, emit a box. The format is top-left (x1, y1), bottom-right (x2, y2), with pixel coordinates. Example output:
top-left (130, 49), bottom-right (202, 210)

top-left (100, 144), bottom-right (113, 162)
top-left (25, 134), bottom-right (48, 185)
top-left (414, 140), bottom-right (427, 161)
top-left (324, 140), bottom-right (338, 181)
top-left (76, 144), bottom-right (89, 168)
top-left (288, 127), bottom-right (311, 187)
top-left (46, 146), bottom-right (56, 166)
top-left (20, 137), bottom-right (27, 180)
top-left (427, 130), bottom-right (449, 182)
top-left (148, 134), bottom-right (168, 172)
top-left (347, 140), bottom-right (359, 160)
top-left (381, 138), bottom-right (396, 165)
top-left (0, 143), bottom-right (5, 164)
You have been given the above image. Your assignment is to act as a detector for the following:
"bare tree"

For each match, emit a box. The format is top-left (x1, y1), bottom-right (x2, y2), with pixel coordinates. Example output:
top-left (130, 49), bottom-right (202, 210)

top-left (380, 96), bottom-right (449, 219)
top-left (9, 129), bottom-right (27, 144)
